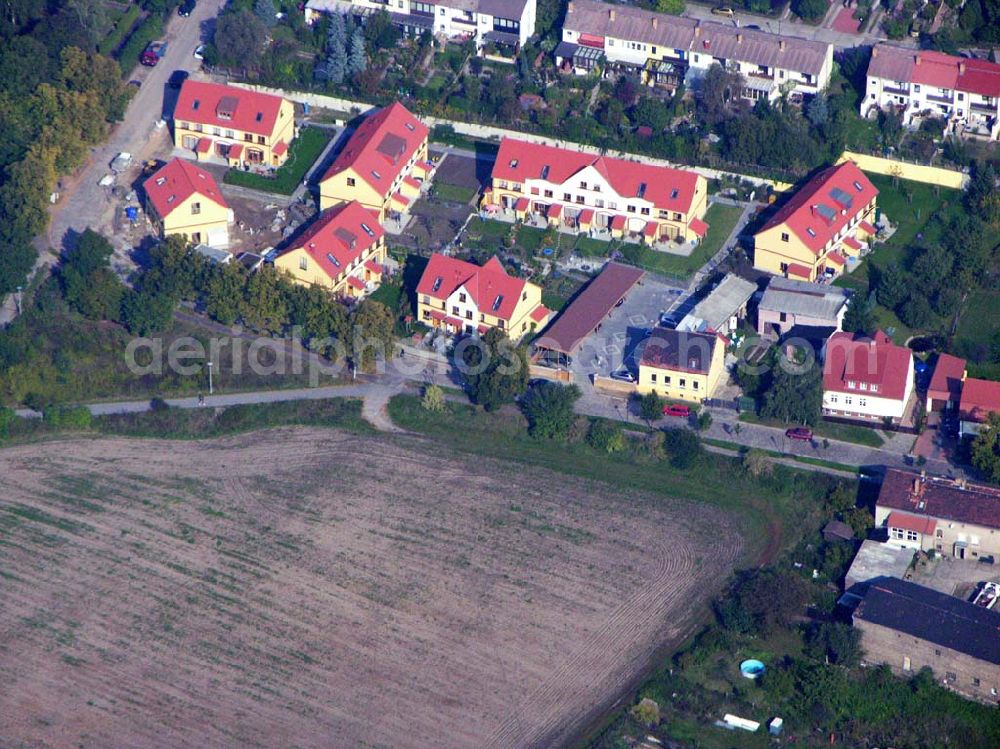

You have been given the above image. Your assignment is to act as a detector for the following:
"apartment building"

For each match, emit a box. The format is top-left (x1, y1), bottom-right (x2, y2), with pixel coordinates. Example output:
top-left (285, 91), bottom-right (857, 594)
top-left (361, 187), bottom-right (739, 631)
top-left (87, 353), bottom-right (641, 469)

top-left (822, 330), bottom-right (914, 424)
top-left (304, 0), bottom-right (535, 55)
top-left (484, 138), bottom-right (709, 245)
top-left (273, 200), bottom-right (386, 299)
top-left (875, 469), bottom-right (1000, 561)
top-left (754, 161), bottom-right (879, 282)
top-left (862, 44), bottom-right (1000, 141)
top-left (174, 81), bottom-right (296, 169)
top-left (636, 328), bottom-right (727, 403)
top-left (416, 253), bottom-right (551, 338)
top-left (143, 158), bottom-right (232, 248)
top-left (555, 0), bottom-right (833, 101)
top-left (318, 102), bottom-right (431, 220)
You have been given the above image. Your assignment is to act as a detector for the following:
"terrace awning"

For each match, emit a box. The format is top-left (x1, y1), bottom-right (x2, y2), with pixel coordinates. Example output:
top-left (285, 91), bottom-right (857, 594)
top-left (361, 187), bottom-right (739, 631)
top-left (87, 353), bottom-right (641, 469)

top-left (196, 137), bottom-right (212, 154)
top-left (514, 197), bottom-right (530, 212)
top-left (578, 208), bottom-right (594, 226)
top-left (610, 215), bottom-right (626, 230)
top-left (827, 251), bottom-right (846, 266)
top-left (273, 141), bottom-right (288, 156)
top-left (858, 220), bottom-right (877, 235)
top-left (690, 217), bottom-right (709, 237)
top-left (842, 236), bottom-right (862, 252)
top-left (547, 203), bottom-right (562, 218)
top-left (364, 259), bottom-right (382, 274)
top-left (787, 263), bottom-right (812, 279)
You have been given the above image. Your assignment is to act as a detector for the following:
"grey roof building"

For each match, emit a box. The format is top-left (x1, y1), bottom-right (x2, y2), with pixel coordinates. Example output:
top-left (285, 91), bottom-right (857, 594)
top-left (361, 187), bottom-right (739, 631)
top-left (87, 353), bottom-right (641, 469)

top-left (844, 539), bottom-right (915, 592)
top-left (677, 274), bottom-right (757, 335)
top-left (757, 277), bottom-right (851, 339)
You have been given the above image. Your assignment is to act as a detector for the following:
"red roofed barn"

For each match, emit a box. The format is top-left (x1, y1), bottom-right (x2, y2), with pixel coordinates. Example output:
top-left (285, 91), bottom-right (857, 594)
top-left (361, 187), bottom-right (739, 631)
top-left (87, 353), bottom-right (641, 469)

top-left (416, 253), bottom-right (551, 338)
top-left (959, 377), bottom-right (1000, 438)
top-left (822, 330), bottom-right (914, 423)
top-left (173, 81), bottom-right (296, 168)
top-left (926, 353), bottom-right (966, 413)
top-left (754, 161), bottom-right (879, 282)
top-left (143, 158), bottom-right (232, 248)
top-left (319, 102), bottom-right (432, 221)
top-left (483, 138), bottom-right (709, 245)
top-left (273, 201), bottom-right (386, 299)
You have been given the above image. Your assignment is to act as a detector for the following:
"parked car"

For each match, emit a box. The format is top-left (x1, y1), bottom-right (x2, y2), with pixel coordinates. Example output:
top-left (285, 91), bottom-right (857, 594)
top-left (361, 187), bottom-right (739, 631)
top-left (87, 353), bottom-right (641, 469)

top-left (663, 404), bottom-right (692, 418)
top-left (178, 0), bottom-right (196, 16)
top-left (785, 427), bottom-right (814, 441)
top-left (140, 41), bottom-right (167, 66)
top-left (610, 369), bottom-right (636, 383)
top-left (193, 44), bottom-right (206, 61)
top-left (168, 70), bottom-right (189, 89)
top-left (712, 6), bottom-right (736, 17)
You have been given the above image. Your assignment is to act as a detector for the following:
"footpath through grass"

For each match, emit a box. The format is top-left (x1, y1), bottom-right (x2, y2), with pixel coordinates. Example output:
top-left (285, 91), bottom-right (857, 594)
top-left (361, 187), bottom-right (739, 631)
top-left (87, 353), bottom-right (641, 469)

top-left (388, 395), bottom-right (836, 543)
top-left (223, 127), bottom-right (332, 195)
top-left (738, 412), bottom-right (885, 448)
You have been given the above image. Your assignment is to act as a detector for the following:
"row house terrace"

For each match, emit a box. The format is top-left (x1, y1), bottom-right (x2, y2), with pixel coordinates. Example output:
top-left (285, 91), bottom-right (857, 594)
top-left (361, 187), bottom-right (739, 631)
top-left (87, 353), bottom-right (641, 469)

top-left (304, 0), bottom-right (535, 60)
top-left (482, 138), bottom-right (709, 248)
top-left (862, 44), bottom-right (1000, 141)
top-left (555, 0), bottom-right (832, 102)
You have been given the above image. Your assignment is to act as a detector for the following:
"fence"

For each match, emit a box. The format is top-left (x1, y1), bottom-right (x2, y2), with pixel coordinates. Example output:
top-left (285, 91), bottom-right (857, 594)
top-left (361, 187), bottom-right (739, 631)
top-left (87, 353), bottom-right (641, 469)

top-left (837, 151), bottom-right (969, 190)
top-left (592, 375), bottom-right (638, 396)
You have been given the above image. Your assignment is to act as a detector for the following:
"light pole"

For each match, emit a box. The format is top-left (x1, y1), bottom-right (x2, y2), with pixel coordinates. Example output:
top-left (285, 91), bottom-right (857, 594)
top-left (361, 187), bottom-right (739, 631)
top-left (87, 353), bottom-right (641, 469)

top-left (207, 361), bottom-right (214, 395)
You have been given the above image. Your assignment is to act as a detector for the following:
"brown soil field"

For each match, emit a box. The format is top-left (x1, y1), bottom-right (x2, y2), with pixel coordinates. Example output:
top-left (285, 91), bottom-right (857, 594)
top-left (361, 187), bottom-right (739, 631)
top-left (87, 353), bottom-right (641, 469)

top-left (0, 428), bottom-right (745, 749)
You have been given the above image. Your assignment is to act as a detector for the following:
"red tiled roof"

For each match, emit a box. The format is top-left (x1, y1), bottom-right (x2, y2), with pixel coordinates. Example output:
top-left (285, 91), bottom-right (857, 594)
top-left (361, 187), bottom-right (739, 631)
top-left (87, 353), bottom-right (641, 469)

top-left (960, 377), bottom-right (1000, 424)
top-left (927, 353), bottom-right (965, 404)
top-left (416, 253), bottom-right (527, 322)
top-left (143, 158), bottom-right (228, 219)
top-left (392, 192), bottom-right (410, 206)
top-left (759, 162), bottom-right (878, 255)
top-left (787, 262), bottom-right (812, 278)
top-left (364, 259), bottom-right (382, 274)
top-left (530, 305), bottom-right (552, 322)
top-left (858, 220), bottom-right (876, 234)
top-left (273, 141), bottom-right (288, 156)
top-left (878, 469), bottom-right (1000, 531)
top-left (887, 511), bottom-right (937, 537)
top-left (492, 138), bottom-right (702, 215)
top-left (403, 175), bottom-right (421, 189)
top-left (279, 200), bottom-right (383, 281)
top-left (690, 216), bottom-right (709, 237)
top-left (322, 102), bottom-right (428, 196)
top-left (869, 44), bottom-right (1000, 98)
top-left (429, 309), bottom-right (447, 322)
top-left (175, 81), bottom-right (288, 137)
top-left (823, 330), bottom-right (913, 402)
top-left (196, 137), bottom-right (212, 154)
top-left (842, 236), bottom-right (861, 251)
top-left (534, 262), bottom-right (644, 355)
top-left (640, 327), bottom-right (721, 374)
top-left (827, 251), bottom-right (846, 265)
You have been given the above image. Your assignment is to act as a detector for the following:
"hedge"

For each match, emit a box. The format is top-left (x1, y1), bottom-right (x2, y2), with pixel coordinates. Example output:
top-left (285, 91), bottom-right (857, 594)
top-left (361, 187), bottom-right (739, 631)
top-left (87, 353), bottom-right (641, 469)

top-left (99, 4), bottom-right (142, 57)
top-left (117, 14), bottom-right (164, 78)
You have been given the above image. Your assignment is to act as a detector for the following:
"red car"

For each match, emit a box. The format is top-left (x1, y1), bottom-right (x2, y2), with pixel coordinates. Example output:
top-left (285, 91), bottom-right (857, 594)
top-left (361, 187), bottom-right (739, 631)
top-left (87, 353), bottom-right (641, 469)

top-left (785, 427), bottom-right (814, 441)
top-left (663, 404), bottom-right (692, 418)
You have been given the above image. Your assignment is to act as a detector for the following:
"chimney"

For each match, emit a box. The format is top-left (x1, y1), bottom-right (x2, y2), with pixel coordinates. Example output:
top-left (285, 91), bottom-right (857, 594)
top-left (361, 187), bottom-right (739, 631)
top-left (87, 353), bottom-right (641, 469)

top-left (920, 469), bottom-right (926, 480)
top-left (872, 47), bottom-right (879, 58)
top-left (912, 478), bottom-right (919, 493)
top-left (694, 26), bottom-right (701, 38)
top-left (779, 39), bottom-right (786, 51)
top-left (609, 8), bottom-right (615, 21)
top-left (914, 55), bottom-right (921, 66)
top-left (567, 1), bottom-right (574, 10)
top-left (737, 33), bottom-right (743, 43)
top-left (959, 62), bottom-right (966, 74)
top-left (652, 17), bottom-right (658, 29)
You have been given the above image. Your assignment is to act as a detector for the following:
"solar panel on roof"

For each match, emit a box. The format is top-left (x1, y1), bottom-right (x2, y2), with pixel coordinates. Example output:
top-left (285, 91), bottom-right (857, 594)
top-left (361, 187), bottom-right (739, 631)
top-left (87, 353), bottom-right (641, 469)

top-left (829, 187), bottom-right (854, 209)
top-left (334, 227), bottom-right (357, 248)
top-left (815, 203), bottom-right (837, 222)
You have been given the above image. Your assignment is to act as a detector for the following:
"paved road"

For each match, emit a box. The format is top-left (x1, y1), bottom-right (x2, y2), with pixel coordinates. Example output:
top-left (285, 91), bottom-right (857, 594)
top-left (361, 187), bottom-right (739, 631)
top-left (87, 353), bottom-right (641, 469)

top-left (0, 0), bottom-right (226, 326)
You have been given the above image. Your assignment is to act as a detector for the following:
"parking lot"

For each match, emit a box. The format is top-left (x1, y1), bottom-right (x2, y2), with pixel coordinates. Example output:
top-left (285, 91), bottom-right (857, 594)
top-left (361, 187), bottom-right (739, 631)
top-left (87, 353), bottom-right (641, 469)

top-left (569, 274), bottom-right (688, 380)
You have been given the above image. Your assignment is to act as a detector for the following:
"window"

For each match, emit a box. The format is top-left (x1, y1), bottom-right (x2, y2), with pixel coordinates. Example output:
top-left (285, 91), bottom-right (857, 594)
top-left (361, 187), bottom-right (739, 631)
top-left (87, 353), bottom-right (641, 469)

top-left (257, 136), bottom-right (265, 145)
top-left (692, 381), bottom-right (699, 390)
top-left (347, 177), bottom-right (356, 187)
top-left (673, 212), bottom-right (682, 221)
top-left (465, 311), bottom-right (472, 320)
top-left (830, 395), bottom-right (838, 403)
top-left (781, 232), bottom-right (790, 242)
top-left (576, 195), bottom-right (585, 204)
top-left (946, 672), bottom-right (957, 682)
top-left (651, 373), bottom-right (657, 383)
top-left (936, 529), bottom-right (943, 538)
top-left (859, 398), bottom-right (867, 407)
top-left (299, 257), bottom-right (308, 271)
top-left (422, 295), bottom-right (429, 304)
top-left (579, 181), bottom-right (587, 189)
top-left (935, 649), bottom-right (941, 656)
top-left (779, 262), bottom-right (789, 273)
top-left (845, 396), bottom-right (853, 405)
top-left (452, 305), bottom-right (459, 315)
top-left (563, 193), bottom-right (571, 201)
top-left (664, 376), bottom-right (671, 385)
top-left (608, 201), bottom-right (617, 210)
top-left (641, 207), bottom-right (650, 216)
top-left (191, 202), bottom-right (201, 215)
top-left (914, 84), bottom-right (921, 93)
top-left (973, 678), bottom-right (981, 687)
top-left (244, 133), bottom-right (253, 142)
top-left (679, 379), bottom-right (686, 388)
top-left (459, 293), bottom-right (466, 303)
top-left (779, 312), bottom-right (787, 322)
top-left (871, 384), bottom-right (878, 393)
top-left (543, 189), bottom-right (553, 198)
top-left (627, 205), bottom-right (636, 213)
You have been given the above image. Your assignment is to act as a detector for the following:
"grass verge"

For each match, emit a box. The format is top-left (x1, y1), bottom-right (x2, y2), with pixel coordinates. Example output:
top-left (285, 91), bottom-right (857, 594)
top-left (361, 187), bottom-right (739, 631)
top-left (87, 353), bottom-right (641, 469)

top-left (738, 412), bottom-right (885, 448)
top-left (223, 127), bottom-right (331, 195)
top-left (431, 181), bottom-right (479, 204)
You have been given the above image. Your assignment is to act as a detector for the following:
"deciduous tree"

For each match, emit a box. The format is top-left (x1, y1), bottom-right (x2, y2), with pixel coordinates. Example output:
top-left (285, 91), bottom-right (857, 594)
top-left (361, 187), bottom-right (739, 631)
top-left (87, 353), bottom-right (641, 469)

top-left (521, 381), bottom-right (581, 439)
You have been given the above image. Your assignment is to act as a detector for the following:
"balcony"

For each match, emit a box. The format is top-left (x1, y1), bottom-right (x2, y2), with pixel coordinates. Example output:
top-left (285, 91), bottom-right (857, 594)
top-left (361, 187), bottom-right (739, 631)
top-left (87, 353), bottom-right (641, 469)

top-left (971, 101), bottom-right (997, 113)
top-left (926, 92), bottom-right (953, 104)
top-left (882, 86), bottom-right (908, 96)
top-left (747, 69), bottom-right (774, 81)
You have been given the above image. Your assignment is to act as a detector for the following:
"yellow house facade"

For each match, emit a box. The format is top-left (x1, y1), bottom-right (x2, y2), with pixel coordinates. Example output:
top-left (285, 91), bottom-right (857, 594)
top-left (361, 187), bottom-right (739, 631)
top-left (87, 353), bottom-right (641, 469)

top-left (637, 328), bottom-right (726, 403)
top-left (273, 200), bottom-right (387, 299)
top-left (484, 138), bottom-right (710, 245)
top-left (754, 161), bottom-right (879, 283)
top-left (416, 253), bottom-right (552, 338)
top-left (318, 102), bottom-right (432, 221)
top-left (143, 158), bottom-right (232, 248)
top-left (174, 81), bottom-right (295, 169)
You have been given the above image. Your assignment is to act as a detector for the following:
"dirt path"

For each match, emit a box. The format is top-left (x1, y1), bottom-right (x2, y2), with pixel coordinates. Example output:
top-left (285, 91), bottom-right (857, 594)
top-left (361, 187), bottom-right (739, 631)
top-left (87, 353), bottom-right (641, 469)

top-left (361, 384), bottom-right (407, 432)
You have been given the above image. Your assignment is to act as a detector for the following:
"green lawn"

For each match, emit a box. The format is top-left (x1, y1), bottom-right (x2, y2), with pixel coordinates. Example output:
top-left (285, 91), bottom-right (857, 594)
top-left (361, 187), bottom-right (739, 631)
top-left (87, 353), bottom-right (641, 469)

top-left (387, 395), bottom-right (838, 539)
top-left (463, 218), bottom-right (551, 259)
top-left (738, 412), bottom-right (885, 448)
top-left (223, 127), bottom-right (332, 195)
top-left (431, 181), bottom-right (479, 204)
top-left (618, 202), bottom-right (744, 279)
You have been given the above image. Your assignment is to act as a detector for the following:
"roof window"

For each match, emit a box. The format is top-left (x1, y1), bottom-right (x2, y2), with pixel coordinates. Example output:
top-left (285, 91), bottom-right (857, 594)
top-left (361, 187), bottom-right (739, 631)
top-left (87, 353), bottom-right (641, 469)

top-left (404, 121), bottom-right (415, 131)
top-left (431, 276), bottom-right (443, 292)
top-left (492, 294), bottom-right (504, 311)
top-left (156, 177), bottom-right (166, 186)
top-left (255, 112), bottom-right (263, 122)
top-left (806, 227), bottom-right (817, 237)
top-left (192, 99), bottom-right (200, 110)
top-left (326, 253), bottom-right (341, 267)
top-left (637, 182), bottom-right (647, 199)
top-left (540, 165), bottom-right (550, 179)
top-left (509, 158), bottom-right (518, 168)
top-left (371, 169), bottom-right (382, 180)
top-left (853, 180), bottom-right (863, 192)
top-left (670, 188), bottom-right (679, 199)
